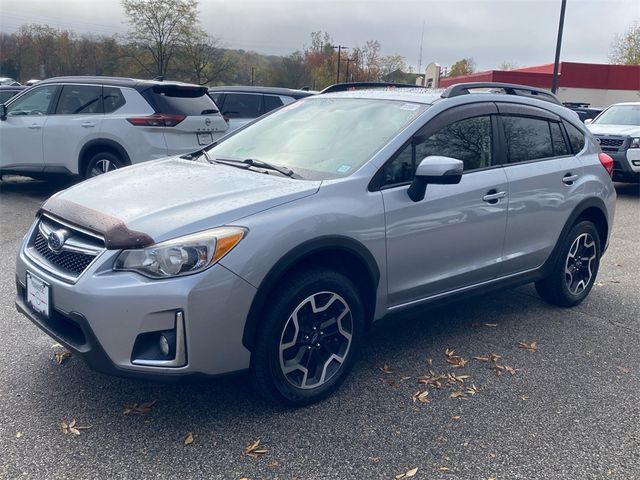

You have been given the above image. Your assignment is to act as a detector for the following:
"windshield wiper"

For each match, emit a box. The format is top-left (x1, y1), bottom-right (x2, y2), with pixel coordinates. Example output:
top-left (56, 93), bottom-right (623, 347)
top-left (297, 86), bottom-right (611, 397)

top-left (209, 157), bottom-right (297, 178)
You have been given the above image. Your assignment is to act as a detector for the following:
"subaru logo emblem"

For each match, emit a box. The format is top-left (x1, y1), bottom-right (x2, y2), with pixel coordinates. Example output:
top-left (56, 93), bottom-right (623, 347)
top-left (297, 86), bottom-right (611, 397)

top-left (205, 118), bottom-right (211, 126)
top-left (47, 229), bottom-right (69, 253)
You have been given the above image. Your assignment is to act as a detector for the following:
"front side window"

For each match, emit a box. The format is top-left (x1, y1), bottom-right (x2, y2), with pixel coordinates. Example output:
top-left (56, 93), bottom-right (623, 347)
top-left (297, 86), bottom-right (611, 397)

top-left (56, 85), bottom-right (103, 114)
top-left (208, 97), bottom-right (427, 180)
top-left (383, 115), bottom-right (493, 186)
top-left (222, 93), bottom-right (262, 118)
top-left (502, 116), bottom-right (553, 163)
top-left (6, 85), bottom-right (58, 116)
top-left (264, 95), bottom-right (284, 112)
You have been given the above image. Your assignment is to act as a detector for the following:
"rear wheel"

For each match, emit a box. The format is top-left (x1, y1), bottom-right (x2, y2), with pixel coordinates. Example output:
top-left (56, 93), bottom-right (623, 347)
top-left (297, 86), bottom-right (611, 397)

top-left (251, 268), bottom-right (366, 406)
top-left (535, 221), bottom-right (601, 307)
top-left (85, 151), bottom-right (124, 178)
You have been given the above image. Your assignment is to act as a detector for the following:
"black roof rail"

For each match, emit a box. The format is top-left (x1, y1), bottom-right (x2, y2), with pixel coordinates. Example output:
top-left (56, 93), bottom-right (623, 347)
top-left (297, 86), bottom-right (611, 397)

top-left (441, 82), bottom-right (562, 105)
top-left (320, 82), bottom-right (424, 94)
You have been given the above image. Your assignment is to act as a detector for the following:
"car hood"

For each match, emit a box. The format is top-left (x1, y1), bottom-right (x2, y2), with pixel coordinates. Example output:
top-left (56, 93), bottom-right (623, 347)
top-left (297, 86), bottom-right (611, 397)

top-left (587, 124), bottom-right (640, 137)
top-left (40, 158), bottom-right (321, 248)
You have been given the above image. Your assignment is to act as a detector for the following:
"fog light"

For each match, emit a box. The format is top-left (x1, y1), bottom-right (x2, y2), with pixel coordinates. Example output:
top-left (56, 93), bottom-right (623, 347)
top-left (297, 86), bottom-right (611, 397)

top-left (159, 335), bottom-right (170, 356)
top-left (632, 160), bottom-right (640, 166)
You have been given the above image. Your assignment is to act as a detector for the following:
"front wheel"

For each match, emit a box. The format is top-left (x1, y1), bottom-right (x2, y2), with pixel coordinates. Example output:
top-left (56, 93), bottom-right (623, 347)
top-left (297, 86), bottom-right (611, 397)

top-left (251, 268), bottom-right (366, 406)
top-left (535, 221), bottom-right (601, 307)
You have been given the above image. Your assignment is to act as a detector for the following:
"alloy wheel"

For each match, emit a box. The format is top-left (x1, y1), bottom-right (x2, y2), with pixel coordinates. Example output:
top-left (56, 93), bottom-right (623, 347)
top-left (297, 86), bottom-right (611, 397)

top-left (279, 291), bottom-right (353, 389)
top-left (564, 232), bottom-right (597, 295)
top-left (89, 158), bottom-right (118, 177)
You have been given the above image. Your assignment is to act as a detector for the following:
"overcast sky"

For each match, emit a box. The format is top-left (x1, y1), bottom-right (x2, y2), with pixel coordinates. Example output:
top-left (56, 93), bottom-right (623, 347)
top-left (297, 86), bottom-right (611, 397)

top-left (0, 0), bottom-right (637, 72)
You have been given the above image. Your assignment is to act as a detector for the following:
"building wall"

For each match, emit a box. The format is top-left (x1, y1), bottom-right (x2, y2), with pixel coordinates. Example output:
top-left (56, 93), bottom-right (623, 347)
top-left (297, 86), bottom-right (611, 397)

top-left (557, 87), bottom-right (640, 107)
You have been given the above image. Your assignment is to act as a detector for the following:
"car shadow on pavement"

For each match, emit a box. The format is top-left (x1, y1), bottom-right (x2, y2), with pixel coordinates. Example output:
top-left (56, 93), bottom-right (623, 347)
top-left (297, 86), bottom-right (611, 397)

top-left (0, 175), bottom-right (77, 198)
top-left (614, 182), bottom-right (640, 198)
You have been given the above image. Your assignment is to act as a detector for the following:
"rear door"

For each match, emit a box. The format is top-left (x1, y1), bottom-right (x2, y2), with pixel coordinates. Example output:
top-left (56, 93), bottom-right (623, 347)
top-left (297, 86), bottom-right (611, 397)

top-left (381, 103), bottom-right (509, 306)
top-left (495, 103), bottom-right (584, 275)
top-left (218, 92), bottom-right (263, 131)
top-left (43, 84), bottom-right (104, 174)
top-left (143, 85), bottom-right (228, 154)
top-left (0, 84), bottom-right (59, 173)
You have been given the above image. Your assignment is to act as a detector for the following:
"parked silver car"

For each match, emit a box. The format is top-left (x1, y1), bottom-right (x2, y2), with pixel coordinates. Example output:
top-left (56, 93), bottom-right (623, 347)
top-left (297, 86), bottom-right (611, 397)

top-left (16, 82), bottom-right (616, 405)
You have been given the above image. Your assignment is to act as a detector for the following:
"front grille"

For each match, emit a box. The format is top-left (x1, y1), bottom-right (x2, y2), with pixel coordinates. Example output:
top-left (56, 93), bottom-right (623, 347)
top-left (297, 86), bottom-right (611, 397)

top-left (599, 138), bottom-right (624, 147)
top-left (25, 215), bottom-right (105, 282)
top-left (33, 230), bottom-right (94, 275)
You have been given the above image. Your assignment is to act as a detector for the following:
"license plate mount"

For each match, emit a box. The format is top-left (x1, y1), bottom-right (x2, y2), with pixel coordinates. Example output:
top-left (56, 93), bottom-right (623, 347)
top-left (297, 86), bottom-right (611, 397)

top-left (197, 132), bottom-right (213, 145)
top-left (26, 271), bottom-right (50, 319)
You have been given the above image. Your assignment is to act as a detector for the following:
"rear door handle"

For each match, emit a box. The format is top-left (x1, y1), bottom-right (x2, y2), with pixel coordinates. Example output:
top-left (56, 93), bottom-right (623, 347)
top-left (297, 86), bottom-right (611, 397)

top-left (28, 123), bottom-right (41, 130)
top-left (482, 190), bottom-right (506, 204)
top-left (563, 173), bottom-right (579, 185)
top-left (81, 122), bottom-right (95, 128)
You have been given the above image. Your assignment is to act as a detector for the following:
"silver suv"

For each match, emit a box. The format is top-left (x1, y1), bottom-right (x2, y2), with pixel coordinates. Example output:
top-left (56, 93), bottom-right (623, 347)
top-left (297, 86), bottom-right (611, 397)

top-left (15, 82), bottom-right (616, 405)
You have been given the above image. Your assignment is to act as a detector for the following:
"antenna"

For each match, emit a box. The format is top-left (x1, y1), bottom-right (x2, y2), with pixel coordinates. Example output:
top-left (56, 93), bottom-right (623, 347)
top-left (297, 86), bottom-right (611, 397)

top-left (418, 19), bottom-right (426, 74)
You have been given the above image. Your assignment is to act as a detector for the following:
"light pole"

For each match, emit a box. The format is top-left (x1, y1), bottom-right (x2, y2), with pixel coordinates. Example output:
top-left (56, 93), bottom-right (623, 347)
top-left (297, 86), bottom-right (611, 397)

top-left (343, 57), bottom-right (353, 83)
top-left (332, 45), bottom-right (348, 83)
top-left (551, 0), bottom-right (567, 94)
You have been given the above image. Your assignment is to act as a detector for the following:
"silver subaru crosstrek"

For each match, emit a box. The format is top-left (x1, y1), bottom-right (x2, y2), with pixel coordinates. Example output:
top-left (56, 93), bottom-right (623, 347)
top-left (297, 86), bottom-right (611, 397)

top-left (16, 82), bottom-right (616, 405)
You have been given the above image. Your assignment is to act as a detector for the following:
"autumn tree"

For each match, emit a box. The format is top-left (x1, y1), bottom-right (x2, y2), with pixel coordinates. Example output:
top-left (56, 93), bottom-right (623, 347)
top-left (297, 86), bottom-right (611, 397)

top-left (121, 0), bottom-right (200, 77)
top-left (499, 61), bottom-right (518, 71)
top-left (610, 23), bottom-right (640, 65)
top-left (448, 57), bottom-right (476, 77)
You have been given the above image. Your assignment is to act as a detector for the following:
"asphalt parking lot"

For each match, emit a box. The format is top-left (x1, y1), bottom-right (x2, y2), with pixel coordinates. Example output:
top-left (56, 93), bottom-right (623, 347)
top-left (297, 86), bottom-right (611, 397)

top-left (0, 177), bottom-right (638, 480)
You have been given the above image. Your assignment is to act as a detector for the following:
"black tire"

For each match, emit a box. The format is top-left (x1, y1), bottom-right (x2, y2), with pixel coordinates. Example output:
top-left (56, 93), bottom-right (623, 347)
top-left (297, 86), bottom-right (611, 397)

top-left (535, 221), bottom-right (601, 307)
top-left (251, 268), bottom-right (366, 406)
top-left (84, 151), bottom-right (124, 179)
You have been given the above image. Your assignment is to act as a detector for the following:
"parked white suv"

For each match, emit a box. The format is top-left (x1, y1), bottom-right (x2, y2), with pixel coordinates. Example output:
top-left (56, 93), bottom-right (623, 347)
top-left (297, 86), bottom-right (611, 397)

top-left (586, 102), bottom-right (640, 183)
top-left (0, 76), bottom-right (228, 179)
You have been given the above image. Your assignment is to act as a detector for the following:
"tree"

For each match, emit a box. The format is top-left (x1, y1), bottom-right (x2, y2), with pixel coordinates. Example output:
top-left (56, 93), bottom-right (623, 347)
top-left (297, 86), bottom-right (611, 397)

top-left (178, 30), bottom-right (230, 85)
top-left (448, 57), bottom-right (475, 77)
top-left (499, 61), bottom-right (518, 71)
top-left (121, 0), bottom-right (199, 77)
top-left (610, 23), bottom-right (640, 65)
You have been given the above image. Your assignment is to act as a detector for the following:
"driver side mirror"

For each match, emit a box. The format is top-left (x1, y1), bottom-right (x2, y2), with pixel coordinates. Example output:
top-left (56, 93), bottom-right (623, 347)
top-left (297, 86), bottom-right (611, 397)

top-left (407, 156), bottom-right (464, 202)
top-left (0, 104), bottom-right (6, 121)
top-left (584, 118), bottom-right (593, 126)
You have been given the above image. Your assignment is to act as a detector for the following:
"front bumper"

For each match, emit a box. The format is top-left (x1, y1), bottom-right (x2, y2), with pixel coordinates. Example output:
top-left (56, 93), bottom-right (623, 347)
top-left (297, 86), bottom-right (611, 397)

top-left (605, 150), bottom-right (640, 182)
top-left (16, 246), bottom-right (257, 378)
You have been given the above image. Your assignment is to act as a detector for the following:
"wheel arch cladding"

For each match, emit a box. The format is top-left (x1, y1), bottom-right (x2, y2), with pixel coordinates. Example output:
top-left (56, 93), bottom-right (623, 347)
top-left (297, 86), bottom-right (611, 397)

top-left (79, 139), bottom-right (131, 174)
top-left (241, 236), bottom-right (380, 352)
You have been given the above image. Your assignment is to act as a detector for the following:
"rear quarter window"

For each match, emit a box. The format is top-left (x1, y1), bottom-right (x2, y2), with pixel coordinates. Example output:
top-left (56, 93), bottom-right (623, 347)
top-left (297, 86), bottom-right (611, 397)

top-left (563, 120), bottom-right (586, 154)
top-left (144, 86), bottom-right (218, 116)
top-left (103, 87), bottom-right (126, 113)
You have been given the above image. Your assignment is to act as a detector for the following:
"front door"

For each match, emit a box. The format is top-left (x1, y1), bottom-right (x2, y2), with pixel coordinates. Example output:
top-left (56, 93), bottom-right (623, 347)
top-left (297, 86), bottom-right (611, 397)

top-left (0, 85), bottom-right (59, 173)
top-left (380, 105), bottom-right (509, 307)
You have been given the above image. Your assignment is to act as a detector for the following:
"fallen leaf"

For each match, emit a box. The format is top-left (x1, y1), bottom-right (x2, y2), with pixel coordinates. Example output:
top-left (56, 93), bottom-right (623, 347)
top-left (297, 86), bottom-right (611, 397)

top-left (51, 343), bottom-right (63, 348)
top-left (426, 358), bottom-right (433, 366)
top-left (412, 390), bottom-right (430, 404)
top-left (267, 460), bottom-right (279, 468)
top-left (617, 367), bottom-right (630, 374)
top-left (445, 348), bottom-right (455, 358)
top-left (379, 362), bottom-right (393, 374)
top-left (59, 419), bottom-right (90, 435)
top-left (520, 395), bottom-right (529, 401)
top-left (463, 441), bottom-right (469, 447)
top-left (466, 384), bottom-right (479, 395)
top-left (595, 281), bottom-right (605, 287)
top-left (396, 467), bottom-right (418, 478)
top-left (451, 415), bottom-right (461, 420)
top-left (504, 365), bottom-right (520, 376)
top-left (123, 400), bottom-right (156, 415)
top-left (474, 355), bottom-right (490, 362)
top-left (489, 452), bottom-right (496, 458)
top-left (489, 353), bottom-right (502, 362)
top-left (53, 350), bottom-right (71, 365)
top-left (439, 466), bottom-right (450, 472)
top-left (369, 456), bottom-right (381, 462)
top-left (16, 432), bottom-right (22, 438)
top-left (400, 376), bottom-right (412, 381)
top-left (447, 373), bottom-right (469, 384)
top-left (243, 439), bottom-right (268, 458)
top-left (517, 341), bottom-right (538, 352)
top-left (183, 432), bottom-right (194, 445)
top-left (450, 389), bottom-right (465, 399)
top-left (446, 355), bottom-right (467, 368)
top-left (484, 323), bottom-right (498, 327)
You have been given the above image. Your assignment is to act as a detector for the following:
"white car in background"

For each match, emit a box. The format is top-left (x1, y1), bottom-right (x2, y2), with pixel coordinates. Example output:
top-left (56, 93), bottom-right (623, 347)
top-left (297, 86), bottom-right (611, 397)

top-left (208, 86), bottom-right (315, 132)
top-left (0, 76), bottom-right (228, 180)
top-left (586, 102), bottom-right (640, 183)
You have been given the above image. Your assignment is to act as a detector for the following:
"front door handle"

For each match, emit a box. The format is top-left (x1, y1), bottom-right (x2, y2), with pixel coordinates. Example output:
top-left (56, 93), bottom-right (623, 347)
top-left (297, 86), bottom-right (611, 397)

top-left (562, 173), bottom-right (579, 185)
top-left (482, 190), bottom-right (506, 204)
top-left (28, 123), bottom-right (41, 130)
top-left (81, 122), bottom-right (95, 128)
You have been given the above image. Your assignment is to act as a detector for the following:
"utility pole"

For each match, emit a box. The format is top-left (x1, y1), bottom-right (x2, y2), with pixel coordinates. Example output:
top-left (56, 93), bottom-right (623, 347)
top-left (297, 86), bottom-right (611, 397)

top-left (250, 66), bottom-right (255, 86)
top-left (332, 45), bottom-right (348, 83)
top-left (551, 0), bottom-right (567, 94)
top-left (418, 19), bottom-right (425, 74)
top-left (343, 57), bottom-right (353, 82)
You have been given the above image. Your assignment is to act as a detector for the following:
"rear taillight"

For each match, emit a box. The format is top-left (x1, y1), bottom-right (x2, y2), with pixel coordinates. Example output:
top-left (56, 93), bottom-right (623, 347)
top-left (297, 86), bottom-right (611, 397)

top-left (126, 113), bottom-right (186, 127)
top-left (222, 114), bottom-right (230, 123)
top-left (598, 152), bottom-right (614, 177)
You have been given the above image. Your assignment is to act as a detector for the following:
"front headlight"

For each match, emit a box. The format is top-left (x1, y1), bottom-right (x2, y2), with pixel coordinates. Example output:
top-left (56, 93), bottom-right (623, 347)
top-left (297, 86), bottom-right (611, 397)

top-left (113, 227), bottom-right (247, 278)
top-left (630, 137), bottom-right (640, 149)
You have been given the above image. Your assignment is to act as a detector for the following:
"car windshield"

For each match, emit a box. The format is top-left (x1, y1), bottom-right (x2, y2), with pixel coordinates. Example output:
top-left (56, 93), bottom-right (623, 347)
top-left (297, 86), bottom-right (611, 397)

top-left (592, 105), bottom-right (640, 126)
top-left (207, 97), bottom-right (427, 179)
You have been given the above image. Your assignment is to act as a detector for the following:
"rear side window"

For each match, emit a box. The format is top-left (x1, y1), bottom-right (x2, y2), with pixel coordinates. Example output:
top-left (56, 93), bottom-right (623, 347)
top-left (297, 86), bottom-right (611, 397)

top-left (264, 95), bottom-right (284, 113)
top-left (56, 85), bottom-right (103, 114)
top-left (0, 90), bottom-right (20, 103)
top-left (563, 121), bottom-right (585, 154)
top-left (502, 116), bottom-right (552, 163)
top-left (549, 121), bottom-right (570, 156)
top-left (103, 87), bottom-right (126, 113)
top-left (222, 93), bottom-right (262, 118)
top-left (144, 86), bottom-right (218, 116)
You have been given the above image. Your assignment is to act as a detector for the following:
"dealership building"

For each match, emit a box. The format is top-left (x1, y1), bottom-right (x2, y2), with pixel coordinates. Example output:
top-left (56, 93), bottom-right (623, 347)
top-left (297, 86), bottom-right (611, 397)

top-left (429, 62), bottom-right (640, 108)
